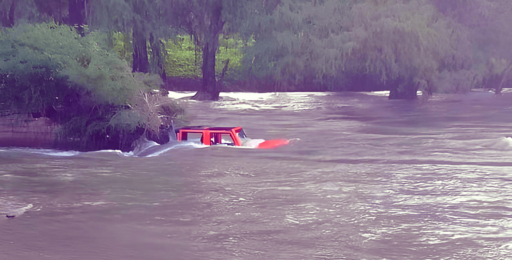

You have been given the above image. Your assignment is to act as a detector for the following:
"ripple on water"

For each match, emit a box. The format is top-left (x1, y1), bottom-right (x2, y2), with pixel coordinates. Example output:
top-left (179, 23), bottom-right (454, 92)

top-left (2, 92), bottom-right (512, 259)
top-left (359, 164), bottom-right (512, 258)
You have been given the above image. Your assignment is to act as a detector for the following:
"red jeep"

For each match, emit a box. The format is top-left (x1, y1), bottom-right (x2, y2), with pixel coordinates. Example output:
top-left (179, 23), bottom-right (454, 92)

top-left (175, 126), bottom-right (289, 149)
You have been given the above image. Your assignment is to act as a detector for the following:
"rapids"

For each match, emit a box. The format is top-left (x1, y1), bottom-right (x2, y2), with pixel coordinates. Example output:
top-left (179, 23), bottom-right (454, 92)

top-left (1, 90), bottom-right (512, 259)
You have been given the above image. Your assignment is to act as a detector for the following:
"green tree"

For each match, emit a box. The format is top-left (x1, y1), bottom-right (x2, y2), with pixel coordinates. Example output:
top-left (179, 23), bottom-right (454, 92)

top-left (0, 22), bottom-right (185, 151)
top-left (346, 0), bottom-right (470, 99)
top-left (168, 0), bottom-right (261, 100)
top-left (245, 0), bottom-right (473, 97)
top-left (88, 0), bottom-right (173, 78)
top-left (242, 0), bottom-right (358, 92)
top-left (163, 35), bottom-right (244, 82)
top-left (265, 0), bottom-right (468, 98)
top-left (431, 0), bottom-right (512, 94)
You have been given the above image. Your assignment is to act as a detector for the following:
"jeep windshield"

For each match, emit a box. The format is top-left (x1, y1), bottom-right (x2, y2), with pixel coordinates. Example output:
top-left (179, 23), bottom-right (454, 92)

top-left (237, 129), bottom-right (248, 139)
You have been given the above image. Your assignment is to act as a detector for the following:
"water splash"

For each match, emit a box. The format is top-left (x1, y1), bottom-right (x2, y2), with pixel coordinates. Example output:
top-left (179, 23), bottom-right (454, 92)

top-left (131, 140), bottom-right (160, 155)
top-left (0, 148), bottom-right (80, 157)
top-left (0, 142), bottom-right (206, 159)
top-left (168, 91), bottom-right (333, 111)
top-left (501, 137), bottom-right (512, 147)
top-left (4, 203), bottom-right (33, 218)
top-left (482, 137), bottom-right (512, 150)
top-left (133, 141), bottom-right (206, 157)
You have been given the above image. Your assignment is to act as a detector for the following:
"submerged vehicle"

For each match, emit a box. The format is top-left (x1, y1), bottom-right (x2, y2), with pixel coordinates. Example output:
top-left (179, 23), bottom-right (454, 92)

top-left (175, 126), bottom-right (290, 149)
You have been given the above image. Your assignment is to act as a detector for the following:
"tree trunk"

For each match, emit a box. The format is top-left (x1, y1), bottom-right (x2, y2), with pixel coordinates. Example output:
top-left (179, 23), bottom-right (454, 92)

top-left (219, 59), bottom-right (230, 83)
top-left (149, 33), bottom-right (167, 81)
top-left (7, 0), bottom-right (17, 27)
top-left (191, 5), bottom-right (223, 101)
top-left (215, 59), bottom-right (230, 94)
top-left (495, 65), bottom-right (512, 95)
top-left (389, 79), bottom-right (418, 100)
top-left (132, 24), bottom-right (149, 73)
top-left (68, 0), bottom-right (86, 35)
top-left (191, 37), bottom-right (220, 101)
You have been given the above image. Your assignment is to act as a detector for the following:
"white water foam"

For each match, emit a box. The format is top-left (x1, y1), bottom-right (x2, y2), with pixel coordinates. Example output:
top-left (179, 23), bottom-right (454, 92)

top-left (167, 91), bottom-right (334, 111)
top-left (131, 141), bottom-right (207, 157)
top-left (167, 91), bottom-right (196, 99)
top-left (217, 92), bottom-right (328, 111)
top-left (2, 202), bottom-right (33, 217)
top-left (501, 137), bottom-right (512, 147)
top-left (0, 148), bottom-right (80, 157)
top-left (364, 90), bottom-right (424, 97)
top-left (243, 139), bottom-right (266, 148)
top-left (0, 148), bottom-right (133, 157)
top-left (365, 91), bottom-right (391, 97)
top-left (482, 137), bottom-right (512, 150)
top-left (90, 149), bottom-right (128, 155)
top-left (221, 92), bottom-right (277, 101)
top-left (0, 141), bottom-right (210, 159)
top-left (131, 140), bottom-right (159, 155)
top-left (144, 142), bottom-right (206, 157)
top-left (134, 138), bottom-right (295, 155)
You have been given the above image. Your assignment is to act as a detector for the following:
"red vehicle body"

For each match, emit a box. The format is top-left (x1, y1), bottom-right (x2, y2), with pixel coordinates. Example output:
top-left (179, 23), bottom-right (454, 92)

top-left (175, 126), bottom-right (289, 149)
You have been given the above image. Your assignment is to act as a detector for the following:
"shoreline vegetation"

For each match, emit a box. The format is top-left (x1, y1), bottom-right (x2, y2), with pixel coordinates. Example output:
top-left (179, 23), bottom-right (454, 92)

top-left (0, 23), bottom-right (187, 151)
top-left (1, 0), bottom-right (512, 151)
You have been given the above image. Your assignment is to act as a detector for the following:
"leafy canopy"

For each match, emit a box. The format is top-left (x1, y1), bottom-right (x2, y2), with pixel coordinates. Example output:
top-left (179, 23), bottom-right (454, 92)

top-left (0, 22), bottom-right (184, 150)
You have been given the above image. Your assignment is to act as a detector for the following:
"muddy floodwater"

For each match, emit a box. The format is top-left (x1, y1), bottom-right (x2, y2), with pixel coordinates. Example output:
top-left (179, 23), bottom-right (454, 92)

top-left (1, 91), bottom-right (512, 259)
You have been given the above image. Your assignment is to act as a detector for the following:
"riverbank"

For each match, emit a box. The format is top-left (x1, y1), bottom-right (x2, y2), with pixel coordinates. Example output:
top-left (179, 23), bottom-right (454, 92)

top-left (0, 115), bottom-right (57, 148)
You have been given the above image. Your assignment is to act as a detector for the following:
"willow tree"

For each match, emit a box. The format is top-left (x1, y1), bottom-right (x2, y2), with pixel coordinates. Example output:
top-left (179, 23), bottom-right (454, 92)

top-left (479, 0), bottom-right (512, 95)
top-left (270, 0), bottom-right (355, 90)
top-left (242, 0), bottom-right (371, 92)
top-left (343, 0), bottom-right (471, 99)
top-left (240, 0), bottom-right (314, 91)
top-left (432, 0), bottom-right (512, 94)
top-left (297, 0), bottom-right (472, 99)
top-left (168, 0), bottom-right (260, 100)
top-left (247, 0), bottom-right (470, 98)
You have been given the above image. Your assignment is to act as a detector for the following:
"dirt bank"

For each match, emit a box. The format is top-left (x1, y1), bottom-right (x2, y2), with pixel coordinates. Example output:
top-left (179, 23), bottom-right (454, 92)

top-left (0, 115), bottom-right (57, 148)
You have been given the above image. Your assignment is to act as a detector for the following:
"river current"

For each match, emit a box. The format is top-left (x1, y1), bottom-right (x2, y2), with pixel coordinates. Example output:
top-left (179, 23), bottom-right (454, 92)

top-left (1, 91), bottom-right (512, 260)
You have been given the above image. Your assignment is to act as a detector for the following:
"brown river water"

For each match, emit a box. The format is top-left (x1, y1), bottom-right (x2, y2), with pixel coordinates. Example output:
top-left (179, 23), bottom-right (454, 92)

top-left (1, 91), bottom-right (512, 260)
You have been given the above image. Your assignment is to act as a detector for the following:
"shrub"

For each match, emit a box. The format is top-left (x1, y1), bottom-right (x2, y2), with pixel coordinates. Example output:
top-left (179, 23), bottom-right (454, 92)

top-left (0, 22), bottom-right (186, 151)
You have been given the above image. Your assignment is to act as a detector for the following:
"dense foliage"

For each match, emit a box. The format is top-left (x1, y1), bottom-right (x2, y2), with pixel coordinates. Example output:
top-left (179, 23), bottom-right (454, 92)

top-left (242, 0), bottom-right (475, 97)
top-left (4, 0), bottom-right (508, 100)
top-left (112, 34), bottom-right (244, 82)
top-left (0, 1), bottom-right (511, 149)
top-left (0, 22), bottom-right (186, 151)
top-left (1, 0), bottom-right (511, 150)
top-left (163, 0), bottom-right (261, 100)
top-left (431, 0), bottom-right (512, 94)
